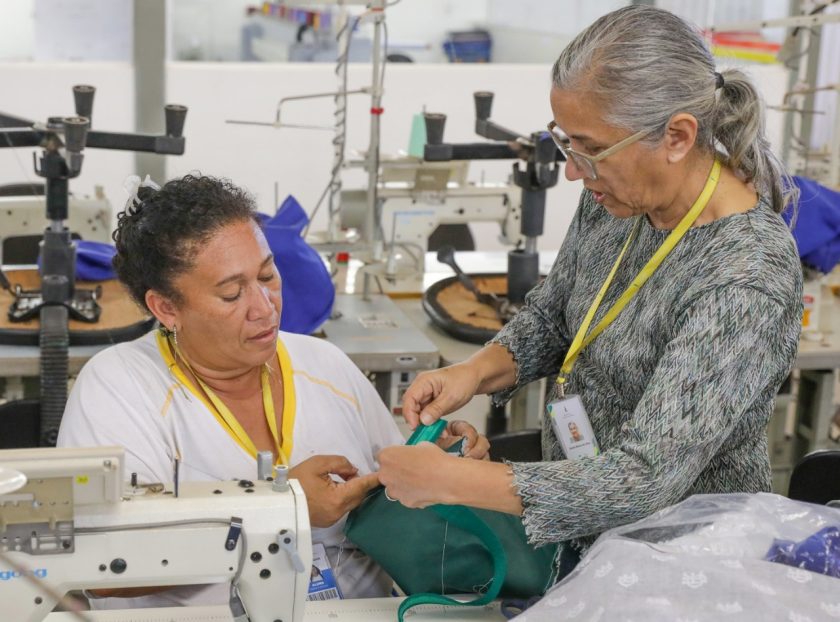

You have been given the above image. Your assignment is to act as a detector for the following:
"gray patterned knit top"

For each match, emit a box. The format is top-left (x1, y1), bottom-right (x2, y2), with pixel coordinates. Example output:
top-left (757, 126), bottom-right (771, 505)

top-left (491, 190), bottom-right (803, 551)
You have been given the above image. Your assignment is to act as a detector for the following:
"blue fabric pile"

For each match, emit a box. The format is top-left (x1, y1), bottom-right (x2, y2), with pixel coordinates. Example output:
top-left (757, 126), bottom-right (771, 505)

top-left (74, 240), bottom-right (118, 282)
top-left (258, 195), bottom-right (335, 335)
top-left (784, 176), bottom-right (840, 273)
top-left (55, 195), bottom-right (334, 335)
top-left (765, 525), bottom-right (840, 578)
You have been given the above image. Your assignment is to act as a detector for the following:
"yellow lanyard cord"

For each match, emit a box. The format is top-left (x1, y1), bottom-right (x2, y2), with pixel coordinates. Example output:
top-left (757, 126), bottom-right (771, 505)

top-left (169, 336), bottom-right (287, 466)
top-left (556, 158), bottom-right (722, 395)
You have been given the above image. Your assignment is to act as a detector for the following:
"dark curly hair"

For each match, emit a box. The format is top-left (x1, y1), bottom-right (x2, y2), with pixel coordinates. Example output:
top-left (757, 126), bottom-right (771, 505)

top-left (112, 174), bottom-right (259, 311)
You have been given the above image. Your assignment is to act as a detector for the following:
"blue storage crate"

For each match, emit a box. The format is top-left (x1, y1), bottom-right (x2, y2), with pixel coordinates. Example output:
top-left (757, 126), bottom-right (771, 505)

top-left (443, 30), bottom-right (491, 63)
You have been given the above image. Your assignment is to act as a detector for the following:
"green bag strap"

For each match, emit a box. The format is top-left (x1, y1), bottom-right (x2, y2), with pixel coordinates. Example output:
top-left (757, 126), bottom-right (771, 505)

top-left (397, 504), bottom-right (507, 621)
top-left (404, 418), bottom-right (448, 445)
top-left (397, 421), bottom-right (508, 622)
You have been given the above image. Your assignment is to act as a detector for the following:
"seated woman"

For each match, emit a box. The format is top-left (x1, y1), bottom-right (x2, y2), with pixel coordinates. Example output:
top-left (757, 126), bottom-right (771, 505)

top-left (58, 174), bottom-right (487, 607)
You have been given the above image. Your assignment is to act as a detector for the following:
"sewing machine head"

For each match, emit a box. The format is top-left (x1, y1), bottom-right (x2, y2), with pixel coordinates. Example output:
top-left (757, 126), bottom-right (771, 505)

top-left (0, 446), bottom-right (312, 622)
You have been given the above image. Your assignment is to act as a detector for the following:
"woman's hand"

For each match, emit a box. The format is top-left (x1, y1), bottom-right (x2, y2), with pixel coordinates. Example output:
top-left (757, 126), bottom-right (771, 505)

top-left (378, 443), bottom-right (524, 515)
top-left (402, 363), bottom-right (483, 429)
top-left (401, 344), bottom-right (517, 430)
top-left (377, 443), bottom-right (459, 508)
top-left (289, 455), bottom-right (380, 527)
top-left (436, 420), bottom-right (490, 460)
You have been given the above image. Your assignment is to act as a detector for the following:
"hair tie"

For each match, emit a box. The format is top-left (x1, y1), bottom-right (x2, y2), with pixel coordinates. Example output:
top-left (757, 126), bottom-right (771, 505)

top-left (123, 174), bottom-right (161, 213)
top-left (714, 72), bottom-right (725, 90)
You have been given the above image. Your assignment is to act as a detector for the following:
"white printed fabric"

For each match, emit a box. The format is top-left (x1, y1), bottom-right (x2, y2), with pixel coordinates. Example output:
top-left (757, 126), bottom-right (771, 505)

top-left (514, 493), bottom-right (840, 622)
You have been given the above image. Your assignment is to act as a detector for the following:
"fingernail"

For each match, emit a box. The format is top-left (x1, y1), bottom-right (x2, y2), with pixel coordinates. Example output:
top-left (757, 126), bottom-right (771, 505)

top-left (420, 413), bottom-right (433, 425)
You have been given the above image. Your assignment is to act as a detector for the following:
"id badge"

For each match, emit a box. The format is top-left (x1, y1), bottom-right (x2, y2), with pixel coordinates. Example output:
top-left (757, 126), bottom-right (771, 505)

top-left (306, 543), bottom-right (343, 601)
top-left (546, 394), bottom-right (600, 459)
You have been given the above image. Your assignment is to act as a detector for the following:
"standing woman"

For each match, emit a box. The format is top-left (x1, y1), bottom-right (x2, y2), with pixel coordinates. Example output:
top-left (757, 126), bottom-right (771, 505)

top-left (378, 5), bottom-right (803, 574)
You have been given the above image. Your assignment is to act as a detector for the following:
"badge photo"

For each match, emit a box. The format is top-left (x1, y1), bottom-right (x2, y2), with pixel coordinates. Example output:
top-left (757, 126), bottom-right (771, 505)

top-left (546, 395), bottom-right (600, 460)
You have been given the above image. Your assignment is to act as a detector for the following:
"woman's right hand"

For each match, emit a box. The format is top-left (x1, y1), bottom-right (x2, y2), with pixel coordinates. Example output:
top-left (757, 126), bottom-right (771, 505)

top-left (289, 455), bottom-right (380, 528)
top-left (401, 362), bottom-right (483, 429)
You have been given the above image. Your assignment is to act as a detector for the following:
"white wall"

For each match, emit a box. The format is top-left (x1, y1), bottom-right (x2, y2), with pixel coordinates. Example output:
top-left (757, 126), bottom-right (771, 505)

top-left (164, 61), bottom-right (790, 250)
top-left (658, 0), bottom-right (790, 36)
top-left (164, 62), bottom-right (582, 251)
top-left (487, 0), bottom-right (625, 36)
top-left (0, 1), bottom-right (35, 61)
top-left (486, 0), bottom-right (624, 63)
top-left (485, 0), bottom-right (794, 64)
top-left (32, 0), bottom-right (132, 61)
top-left (0, 0), bottom-right (132, 62)
top-left (170, 0), bottom-right (251, 61)
top-left (0, 60), bottom-right (791, 252)
top-left (1, 61), bottom-right (583, 251)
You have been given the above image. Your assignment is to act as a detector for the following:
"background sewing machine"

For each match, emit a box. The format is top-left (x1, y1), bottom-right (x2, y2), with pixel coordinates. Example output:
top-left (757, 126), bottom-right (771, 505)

top-left (0, 191), bottom-right (113, 263)
top-left (0, 447), bottom-right (311, 622)
top-left (338, 157), bottom-right (523, 295)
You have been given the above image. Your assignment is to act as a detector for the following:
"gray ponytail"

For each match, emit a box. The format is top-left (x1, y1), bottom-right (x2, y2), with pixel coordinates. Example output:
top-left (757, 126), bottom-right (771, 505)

top-left (551, 5), bottom-right (797, 214)
top-left (713, 69), bottom-right (797, 214)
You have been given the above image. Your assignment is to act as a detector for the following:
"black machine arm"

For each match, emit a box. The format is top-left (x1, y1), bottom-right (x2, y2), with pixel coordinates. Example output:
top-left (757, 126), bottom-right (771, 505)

top-left (420, 91), bottom-right (563, 308)
top-left (423, 141), bottom-right (520, 162)
top-left (473, 90), bottom-right (522, 142)
top-left (0, 85), bottom-right (188, 447)
top-left (0, 97), bottom-right (187, 155)
top-left (422, 91), bottom-right (564, 165)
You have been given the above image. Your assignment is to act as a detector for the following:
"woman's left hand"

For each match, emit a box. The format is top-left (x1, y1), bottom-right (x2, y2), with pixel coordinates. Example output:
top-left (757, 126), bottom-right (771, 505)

top-left (378, 442), bottom-right (524, 515)
top-left (436, 420), bottom-right (490, 460)
top-left (377, 442), bottom-right (458, 508)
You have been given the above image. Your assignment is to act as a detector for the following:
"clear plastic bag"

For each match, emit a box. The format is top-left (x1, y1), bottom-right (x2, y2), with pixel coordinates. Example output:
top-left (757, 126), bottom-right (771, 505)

top-left (516, 493), bottom-right (840, 622)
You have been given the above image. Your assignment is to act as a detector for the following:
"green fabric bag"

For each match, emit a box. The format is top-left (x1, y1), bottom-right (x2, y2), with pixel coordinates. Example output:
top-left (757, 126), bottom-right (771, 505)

top-left (344, 420), bottom-right (557, 621)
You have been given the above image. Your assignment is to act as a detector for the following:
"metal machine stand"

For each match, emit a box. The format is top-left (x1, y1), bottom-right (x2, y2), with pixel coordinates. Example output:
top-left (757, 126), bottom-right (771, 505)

top-left (0, 85), bottom-right (187, 446)
top-left (423, 91), bottom-right (562, 305)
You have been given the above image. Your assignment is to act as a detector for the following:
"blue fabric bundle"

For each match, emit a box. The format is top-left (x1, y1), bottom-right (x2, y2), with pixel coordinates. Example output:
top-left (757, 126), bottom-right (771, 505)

top-left (56, 195), bottom-right (334, 335)
top-left (75, 240), bottom-right (118, 281)
top-left (258, 195), bottom-right (335, 335)
top-left (765, 525), bottom-right (840, 578)
top-left (784, 176), bottom-right (840, 273)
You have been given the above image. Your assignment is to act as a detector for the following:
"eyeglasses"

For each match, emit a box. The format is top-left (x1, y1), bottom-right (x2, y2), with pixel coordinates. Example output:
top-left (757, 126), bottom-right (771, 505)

top-left (547, 121), bottom-right (649, 180)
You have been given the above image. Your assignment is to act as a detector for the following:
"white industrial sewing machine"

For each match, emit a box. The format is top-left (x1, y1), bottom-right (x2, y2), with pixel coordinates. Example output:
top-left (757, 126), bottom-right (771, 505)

top-left (0, 446), bottom-right (312, 622)
top-left (338, 157), bottom-right (523, 294)
top-left (0, 191), bottom-right (114, 249)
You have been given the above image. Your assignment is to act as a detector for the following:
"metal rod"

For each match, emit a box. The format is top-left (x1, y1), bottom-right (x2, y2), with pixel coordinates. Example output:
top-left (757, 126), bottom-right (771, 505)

top-left (525, 236), bottom-right (537, 255)
top-left (275, 88), bottom-right (368, 124)
top-left (362, 9), bottom-right (385, 300)
top-left (330, 7), bottom-right (352, 243)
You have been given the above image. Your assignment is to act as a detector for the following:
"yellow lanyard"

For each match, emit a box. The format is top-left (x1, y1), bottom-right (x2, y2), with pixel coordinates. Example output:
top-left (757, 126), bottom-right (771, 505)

top-left (556, 158), bottom-right (722, 396)
top-left (169, 337), bottom-right (287, 466)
